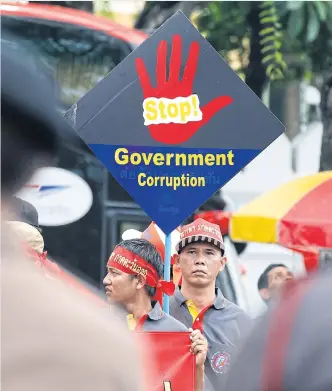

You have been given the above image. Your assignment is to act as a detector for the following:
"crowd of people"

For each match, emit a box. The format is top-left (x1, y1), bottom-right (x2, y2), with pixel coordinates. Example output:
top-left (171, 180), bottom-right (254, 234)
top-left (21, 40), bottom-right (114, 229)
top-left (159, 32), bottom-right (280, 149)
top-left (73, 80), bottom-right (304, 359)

top-left (2, 37), bottom-right (332, 391)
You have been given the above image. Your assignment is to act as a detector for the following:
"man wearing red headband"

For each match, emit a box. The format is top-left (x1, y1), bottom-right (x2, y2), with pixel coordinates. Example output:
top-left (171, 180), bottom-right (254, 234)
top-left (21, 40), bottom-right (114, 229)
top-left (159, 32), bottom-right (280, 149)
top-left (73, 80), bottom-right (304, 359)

top-left (103, 238), bottom-right (208, 391)
top-left (170, 219), bottom-right (252, 391)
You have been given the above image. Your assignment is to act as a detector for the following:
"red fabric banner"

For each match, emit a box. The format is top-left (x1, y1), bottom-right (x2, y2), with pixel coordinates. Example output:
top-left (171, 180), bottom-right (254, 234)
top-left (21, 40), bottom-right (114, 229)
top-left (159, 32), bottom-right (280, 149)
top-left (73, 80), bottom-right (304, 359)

top-left (138, 332), bottom-right (196, 391)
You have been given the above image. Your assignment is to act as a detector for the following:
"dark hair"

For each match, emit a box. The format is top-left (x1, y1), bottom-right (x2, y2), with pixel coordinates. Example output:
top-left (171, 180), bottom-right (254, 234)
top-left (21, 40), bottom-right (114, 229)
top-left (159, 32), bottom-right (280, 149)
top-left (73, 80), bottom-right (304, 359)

top-left (117, 238), bottom-right (164, 298)
top-left (257, 264), bottom-right (288, 291)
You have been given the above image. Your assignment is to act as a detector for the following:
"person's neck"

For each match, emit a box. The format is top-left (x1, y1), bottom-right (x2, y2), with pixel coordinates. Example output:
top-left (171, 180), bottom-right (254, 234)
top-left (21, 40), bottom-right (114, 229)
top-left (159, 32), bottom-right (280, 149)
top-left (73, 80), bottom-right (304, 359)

top-left (125, 292), bottom-right (153, 322)
top-left (181, 281), bottom-right (216, 311)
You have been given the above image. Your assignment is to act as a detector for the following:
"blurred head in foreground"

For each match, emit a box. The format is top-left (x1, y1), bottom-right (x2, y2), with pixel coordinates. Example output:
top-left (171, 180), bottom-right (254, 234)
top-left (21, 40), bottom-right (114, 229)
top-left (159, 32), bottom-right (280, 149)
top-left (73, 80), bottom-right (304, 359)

top-left (225, 271), bottom-right (332, 391)
top-left (257, 263), bottom-right (294, 304)
top-left (1, 37), bottom-right (145, 391)
top-left (7, 197), bottom-right (44, 253)
top-left (1, 37), bottom-right (76, 202)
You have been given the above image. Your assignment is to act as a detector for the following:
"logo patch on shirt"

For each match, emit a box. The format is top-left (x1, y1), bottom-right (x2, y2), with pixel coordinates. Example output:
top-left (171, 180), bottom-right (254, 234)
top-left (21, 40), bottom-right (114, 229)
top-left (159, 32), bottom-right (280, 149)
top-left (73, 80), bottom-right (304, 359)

top-left (211, 351), bottom-right (230, 374)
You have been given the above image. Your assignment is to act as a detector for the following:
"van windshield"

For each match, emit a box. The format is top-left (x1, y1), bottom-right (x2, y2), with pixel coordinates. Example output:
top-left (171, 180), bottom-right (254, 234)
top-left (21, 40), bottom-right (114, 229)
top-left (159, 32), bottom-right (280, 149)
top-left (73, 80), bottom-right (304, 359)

top-left (1, 16), bottom-right (132, 106)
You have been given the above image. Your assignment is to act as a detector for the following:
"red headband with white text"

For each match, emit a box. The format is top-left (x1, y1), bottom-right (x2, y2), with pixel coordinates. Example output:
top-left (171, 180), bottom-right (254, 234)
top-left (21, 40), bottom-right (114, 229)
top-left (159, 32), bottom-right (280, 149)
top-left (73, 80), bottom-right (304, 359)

top-left (107, 246), bottom-right (175, 296)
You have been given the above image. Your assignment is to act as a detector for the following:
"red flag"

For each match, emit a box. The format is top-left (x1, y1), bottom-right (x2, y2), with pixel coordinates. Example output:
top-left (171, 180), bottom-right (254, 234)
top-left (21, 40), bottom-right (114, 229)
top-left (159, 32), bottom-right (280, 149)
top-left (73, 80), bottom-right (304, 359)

top-left (138, 332), bottom-right (196, 391)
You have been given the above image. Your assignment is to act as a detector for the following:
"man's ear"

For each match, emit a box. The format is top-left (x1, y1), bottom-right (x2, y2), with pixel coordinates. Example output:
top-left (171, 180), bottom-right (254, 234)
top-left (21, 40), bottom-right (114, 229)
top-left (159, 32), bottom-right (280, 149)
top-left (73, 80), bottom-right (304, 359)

top-left (136, 274), bottom-right (146, 290)
top-left (219, 256), bottom-right (226, 272)
top-left (259, 288), bottom-right (270, 302)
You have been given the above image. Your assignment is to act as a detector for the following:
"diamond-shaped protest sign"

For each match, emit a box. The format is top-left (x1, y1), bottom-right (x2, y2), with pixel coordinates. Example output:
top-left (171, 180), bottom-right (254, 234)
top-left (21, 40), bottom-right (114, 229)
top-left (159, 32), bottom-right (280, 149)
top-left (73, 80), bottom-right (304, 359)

top-left (65, 11), bottom-right (284, 235)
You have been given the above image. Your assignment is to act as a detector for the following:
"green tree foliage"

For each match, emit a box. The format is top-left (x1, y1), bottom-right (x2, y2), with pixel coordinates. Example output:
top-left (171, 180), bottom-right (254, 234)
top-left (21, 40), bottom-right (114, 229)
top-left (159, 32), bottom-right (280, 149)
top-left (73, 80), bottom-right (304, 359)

top-left (280, 1), bottom-right (332, 76)
top-left (197, 1), bottom-right (332, 89)
top-left (196, 1), bottom-right (332, 170)
top-left (198, 1), bottom-right (285, 80)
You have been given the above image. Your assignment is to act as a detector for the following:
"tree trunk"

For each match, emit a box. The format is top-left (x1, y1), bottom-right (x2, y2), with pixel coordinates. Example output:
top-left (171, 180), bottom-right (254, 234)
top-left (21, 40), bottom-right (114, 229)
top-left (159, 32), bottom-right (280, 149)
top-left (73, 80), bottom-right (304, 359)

top-left (245, 2), bottom-right (267, 99)
top-left (319, 74), bottom-right (332, 171)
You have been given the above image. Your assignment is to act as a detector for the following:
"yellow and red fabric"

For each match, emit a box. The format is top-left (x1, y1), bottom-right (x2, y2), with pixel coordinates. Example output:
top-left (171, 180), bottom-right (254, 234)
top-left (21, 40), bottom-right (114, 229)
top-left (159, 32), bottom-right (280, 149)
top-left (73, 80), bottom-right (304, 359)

top-left (287, 245), bottom-right (320, 273)
top-left (230, 171), bottom-right (332, 249)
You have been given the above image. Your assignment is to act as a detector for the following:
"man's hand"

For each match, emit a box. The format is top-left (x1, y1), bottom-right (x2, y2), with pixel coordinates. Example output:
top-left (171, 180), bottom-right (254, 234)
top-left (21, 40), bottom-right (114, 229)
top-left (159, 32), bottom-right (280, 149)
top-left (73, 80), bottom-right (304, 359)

top-left (136, 34), bottom-right (233, 145)
top-left (190, 328), bottom-right (208, 367)
top-left (189, 328), bottom-right (207, 391)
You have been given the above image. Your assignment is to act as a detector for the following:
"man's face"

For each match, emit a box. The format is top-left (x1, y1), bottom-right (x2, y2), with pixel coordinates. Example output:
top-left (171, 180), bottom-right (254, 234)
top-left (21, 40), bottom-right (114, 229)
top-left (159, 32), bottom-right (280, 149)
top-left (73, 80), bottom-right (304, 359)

top-left (176, 242), bottom-right (225, 287)
top-left (103, 266), bottom-right (137, 304)
top-left (261, 266), bottom-right (294, 301)
top-left (268, 266), bottom-right (294, 295)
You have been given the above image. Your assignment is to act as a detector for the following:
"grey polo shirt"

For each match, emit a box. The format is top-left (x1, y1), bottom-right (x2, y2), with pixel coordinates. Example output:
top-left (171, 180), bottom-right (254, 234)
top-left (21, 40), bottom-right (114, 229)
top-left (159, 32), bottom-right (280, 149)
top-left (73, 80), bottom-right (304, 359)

top-left (170, 288), bottom-right (252, 391)
top-left (141, 301), bottom-right (189, 332)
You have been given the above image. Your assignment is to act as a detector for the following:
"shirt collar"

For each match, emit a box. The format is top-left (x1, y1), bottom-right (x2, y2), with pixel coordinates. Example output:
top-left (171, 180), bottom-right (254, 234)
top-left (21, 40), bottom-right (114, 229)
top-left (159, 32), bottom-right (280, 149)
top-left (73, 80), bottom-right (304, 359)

top-left (147, 301), bottom-right (164, 321)
top-left (174, 287), bottom-right (226, 309)
top-left (110, 301), bottom-right (164, 321)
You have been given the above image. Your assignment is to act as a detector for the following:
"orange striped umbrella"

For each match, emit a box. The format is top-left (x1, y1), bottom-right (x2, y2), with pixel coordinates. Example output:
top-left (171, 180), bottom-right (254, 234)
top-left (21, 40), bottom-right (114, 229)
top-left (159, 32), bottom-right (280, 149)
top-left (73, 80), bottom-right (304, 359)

top-left (230, 171), bottom-right (332, 249)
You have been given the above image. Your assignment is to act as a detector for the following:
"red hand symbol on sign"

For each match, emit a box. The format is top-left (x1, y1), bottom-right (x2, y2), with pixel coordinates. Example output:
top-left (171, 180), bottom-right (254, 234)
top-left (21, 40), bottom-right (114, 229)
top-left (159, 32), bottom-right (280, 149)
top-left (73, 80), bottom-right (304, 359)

top-left (135, 34), bottom-right (233, 145)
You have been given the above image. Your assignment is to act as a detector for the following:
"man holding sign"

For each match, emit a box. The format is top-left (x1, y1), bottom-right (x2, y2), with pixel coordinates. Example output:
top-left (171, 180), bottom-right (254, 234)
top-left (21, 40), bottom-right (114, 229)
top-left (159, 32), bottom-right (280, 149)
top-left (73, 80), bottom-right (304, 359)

top-left (61, 9), bottom-right (284, 390)
top-left (103, 238), bottom-right (208, 391)
top-left (170, 219), bottom-right (252, 391)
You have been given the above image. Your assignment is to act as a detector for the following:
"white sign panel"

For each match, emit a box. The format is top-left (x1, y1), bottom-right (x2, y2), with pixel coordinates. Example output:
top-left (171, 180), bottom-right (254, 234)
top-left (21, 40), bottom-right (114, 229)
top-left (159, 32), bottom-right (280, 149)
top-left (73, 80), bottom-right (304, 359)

top-left (16, 167), bottom-right (93, 226)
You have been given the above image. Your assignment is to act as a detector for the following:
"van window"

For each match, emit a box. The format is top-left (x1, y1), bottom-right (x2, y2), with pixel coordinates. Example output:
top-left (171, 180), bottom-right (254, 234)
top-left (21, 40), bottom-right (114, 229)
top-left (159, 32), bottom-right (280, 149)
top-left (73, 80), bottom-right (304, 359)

top-left (1, 16), bottom-right (130, 105)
